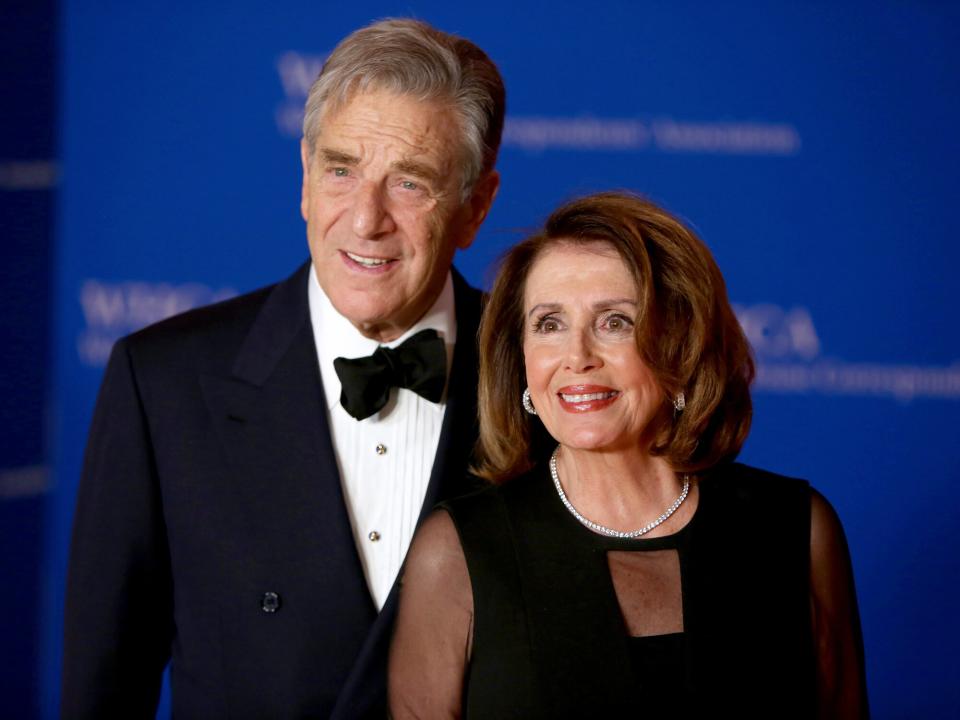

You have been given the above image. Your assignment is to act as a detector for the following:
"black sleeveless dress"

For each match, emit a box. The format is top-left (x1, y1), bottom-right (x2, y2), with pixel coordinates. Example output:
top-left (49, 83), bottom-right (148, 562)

top-left (440, 461), bottom-right (816, 718)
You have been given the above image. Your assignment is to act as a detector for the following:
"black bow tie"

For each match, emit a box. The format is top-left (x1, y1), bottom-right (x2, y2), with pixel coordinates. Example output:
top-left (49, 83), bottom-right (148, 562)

top-left (333, 329), bottom-right (447, 420)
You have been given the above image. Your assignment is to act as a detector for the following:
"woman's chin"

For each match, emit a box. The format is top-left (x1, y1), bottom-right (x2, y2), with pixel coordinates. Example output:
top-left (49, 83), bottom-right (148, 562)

top-left (553, 430), bottom-right (637, 454)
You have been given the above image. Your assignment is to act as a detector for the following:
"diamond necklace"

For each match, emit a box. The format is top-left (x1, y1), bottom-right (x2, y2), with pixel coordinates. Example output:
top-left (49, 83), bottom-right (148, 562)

top-left (549, 446), bottom-right (690, 539)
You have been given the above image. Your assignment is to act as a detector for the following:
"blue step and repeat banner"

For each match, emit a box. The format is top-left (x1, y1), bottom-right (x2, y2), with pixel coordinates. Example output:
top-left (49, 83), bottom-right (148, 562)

top-left (38, 1), bottom-right (959, 717)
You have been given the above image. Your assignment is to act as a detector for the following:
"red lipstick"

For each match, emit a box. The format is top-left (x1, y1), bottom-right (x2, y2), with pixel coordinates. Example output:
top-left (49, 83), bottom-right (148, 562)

top-left (556, 384), bottom-right (620, 413)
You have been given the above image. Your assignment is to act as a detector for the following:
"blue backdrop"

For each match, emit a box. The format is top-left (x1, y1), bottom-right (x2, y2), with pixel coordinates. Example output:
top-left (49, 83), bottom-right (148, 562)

top-left (37, 1), bottom-right (960, 717)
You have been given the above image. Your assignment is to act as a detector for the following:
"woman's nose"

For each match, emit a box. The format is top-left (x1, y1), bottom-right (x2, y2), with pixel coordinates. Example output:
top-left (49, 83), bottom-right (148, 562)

top-left (564, 328), bottom-right (601, 373)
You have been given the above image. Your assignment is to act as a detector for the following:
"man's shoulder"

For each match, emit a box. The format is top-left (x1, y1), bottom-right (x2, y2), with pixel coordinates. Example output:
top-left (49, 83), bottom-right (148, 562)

top-left (130, 283), bottom-right (272, 344)
top-left (451, 265), bottom-right (485, 330)
top-left (119, 263), bottom-right (308, 371)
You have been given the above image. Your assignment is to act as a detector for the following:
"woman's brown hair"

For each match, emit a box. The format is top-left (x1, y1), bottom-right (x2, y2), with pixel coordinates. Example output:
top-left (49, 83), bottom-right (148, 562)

top-left (474, 191), bottom-right (754, 482)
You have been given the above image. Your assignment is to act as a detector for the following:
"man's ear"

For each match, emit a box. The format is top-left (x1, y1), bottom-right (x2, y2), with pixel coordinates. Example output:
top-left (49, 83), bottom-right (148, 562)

top-left (455, 170), bottom-right (500, 251)
top-left (299, 138), bottom-right (312, 222)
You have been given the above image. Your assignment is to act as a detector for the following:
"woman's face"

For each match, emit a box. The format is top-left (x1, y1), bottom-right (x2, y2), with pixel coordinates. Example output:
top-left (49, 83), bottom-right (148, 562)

top-left (522, 241), bottom-right (664, 454)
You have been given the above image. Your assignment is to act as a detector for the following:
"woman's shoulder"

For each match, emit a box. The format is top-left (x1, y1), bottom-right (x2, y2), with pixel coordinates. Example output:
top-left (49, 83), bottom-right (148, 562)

top-left (437, 468), bottom-right (546, 562)
top-left (703, 461), bottom-right (810, 503)
top-left (440, 467), bottom-right (543, 522)
top-left (697, 462), bottom-right (813, 540)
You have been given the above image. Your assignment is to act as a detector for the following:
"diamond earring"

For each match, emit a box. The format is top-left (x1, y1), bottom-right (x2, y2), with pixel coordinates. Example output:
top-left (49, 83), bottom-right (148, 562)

top-left (522, 387), bottom-right (538, 415)
top-left (672, 392), bottom-right (686, 414)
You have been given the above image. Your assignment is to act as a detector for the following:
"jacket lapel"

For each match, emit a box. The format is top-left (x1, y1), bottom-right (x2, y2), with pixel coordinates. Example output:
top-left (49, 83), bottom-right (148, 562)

top-left (198, 262), bottom-right (370, 593)
top-left (420, 267), bottom-right (485, 513)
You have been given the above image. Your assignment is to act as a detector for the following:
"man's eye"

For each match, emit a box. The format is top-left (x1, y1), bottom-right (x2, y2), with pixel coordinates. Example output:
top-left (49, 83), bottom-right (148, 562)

top-left (400, 180), bottom-right (419, 191)
top-left (332, 167), bottom-right (349, 177)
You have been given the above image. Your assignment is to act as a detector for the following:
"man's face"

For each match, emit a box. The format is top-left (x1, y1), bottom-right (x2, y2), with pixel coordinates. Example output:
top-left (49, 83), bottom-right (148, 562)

top-left (301, 89), bottom-right (498, 342)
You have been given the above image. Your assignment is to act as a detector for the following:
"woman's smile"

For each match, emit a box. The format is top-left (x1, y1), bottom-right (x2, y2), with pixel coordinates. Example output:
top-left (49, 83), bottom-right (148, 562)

top-left (522, 241), bottom-right (662, 452)
top-left (557, 385), bottom-right (621, 412)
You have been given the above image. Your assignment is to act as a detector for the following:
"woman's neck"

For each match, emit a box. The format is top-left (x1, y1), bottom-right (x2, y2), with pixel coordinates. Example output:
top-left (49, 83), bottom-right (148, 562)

top-left (554, 444), bottom-right (694, 536)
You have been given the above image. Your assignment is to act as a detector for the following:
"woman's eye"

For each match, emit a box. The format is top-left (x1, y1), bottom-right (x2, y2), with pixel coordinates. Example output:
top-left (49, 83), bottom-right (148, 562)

top-left (534, 317), bottom-right (561, 333)
top-left (602, 313), bottom-right (634, 333)
top-left (401, 180), bottom-right (419, 190)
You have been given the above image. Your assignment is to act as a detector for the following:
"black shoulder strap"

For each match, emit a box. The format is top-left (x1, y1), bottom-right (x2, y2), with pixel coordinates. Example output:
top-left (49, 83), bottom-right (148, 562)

top-left (444, 474), bottom-right (638, 717)
top-left (681, 463), bottom-right (815, 715)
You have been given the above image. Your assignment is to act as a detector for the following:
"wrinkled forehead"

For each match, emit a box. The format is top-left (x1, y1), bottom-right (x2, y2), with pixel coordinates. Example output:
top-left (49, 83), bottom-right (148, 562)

top-left (318, 85), bottom-right (462, 144)
top-left (523, 239), bottom-right (637, 306)
top-left (316, 87), bottom-right (467, 178)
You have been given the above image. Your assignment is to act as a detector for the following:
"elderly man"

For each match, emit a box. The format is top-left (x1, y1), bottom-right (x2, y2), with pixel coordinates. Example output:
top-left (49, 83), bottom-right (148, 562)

top-left (62, 19), bottom-right (503, 719)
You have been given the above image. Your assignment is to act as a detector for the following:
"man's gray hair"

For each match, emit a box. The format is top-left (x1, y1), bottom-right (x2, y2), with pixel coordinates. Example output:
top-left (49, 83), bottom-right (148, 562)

top-left (302, 18), bottom-right (505, 200)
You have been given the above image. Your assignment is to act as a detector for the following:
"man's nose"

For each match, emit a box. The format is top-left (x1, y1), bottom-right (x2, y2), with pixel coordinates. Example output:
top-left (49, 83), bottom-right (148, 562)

top-left (351, 181), bottom-right (396, 238)
top-left (564, 328), bottom-right (602, 373)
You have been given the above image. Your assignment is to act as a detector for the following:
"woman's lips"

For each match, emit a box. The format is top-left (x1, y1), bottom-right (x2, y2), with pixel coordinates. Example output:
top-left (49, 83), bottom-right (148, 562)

top-left (556, 385), bottom-right (620, 413)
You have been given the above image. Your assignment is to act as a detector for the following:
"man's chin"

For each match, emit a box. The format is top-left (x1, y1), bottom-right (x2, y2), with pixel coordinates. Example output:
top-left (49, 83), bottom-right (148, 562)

top-left (333, 299), bottom-right (406, 341)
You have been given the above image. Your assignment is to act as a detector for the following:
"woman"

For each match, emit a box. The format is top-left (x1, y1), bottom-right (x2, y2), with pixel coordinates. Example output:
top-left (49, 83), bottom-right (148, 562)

top-left (389, 192), bottom-right (867, 717)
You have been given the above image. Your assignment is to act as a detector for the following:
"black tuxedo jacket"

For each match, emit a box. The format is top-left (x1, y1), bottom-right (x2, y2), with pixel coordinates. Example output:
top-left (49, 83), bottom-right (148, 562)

top-left (62, 262), bottom-right (484, 718)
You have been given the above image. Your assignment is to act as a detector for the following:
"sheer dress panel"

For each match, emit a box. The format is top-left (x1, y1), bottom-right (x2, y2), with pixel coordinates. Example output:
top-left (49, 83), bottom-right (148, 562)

top-left (389, 467), bottom-right (867, 718)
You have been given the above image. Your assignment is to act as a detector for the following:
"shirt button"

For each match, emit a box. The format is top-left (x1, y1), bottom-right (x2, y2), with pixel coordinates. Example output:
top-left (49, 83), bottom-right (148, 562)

top-left (375, 443), bottom-right (387, 455)
top-left (260, 591), bottom-right (281, 613)
top-left (368, 530), bottom-right (381, 542)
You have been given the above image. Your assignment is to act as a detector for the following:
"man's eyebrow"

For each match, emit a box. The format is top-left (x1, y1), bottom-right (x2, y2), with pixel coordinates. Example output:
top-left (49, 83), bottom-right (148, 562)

top-left (318, 148), bottom-right (360, 165)
top-left (392, 158), bottom-right (442, 184)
